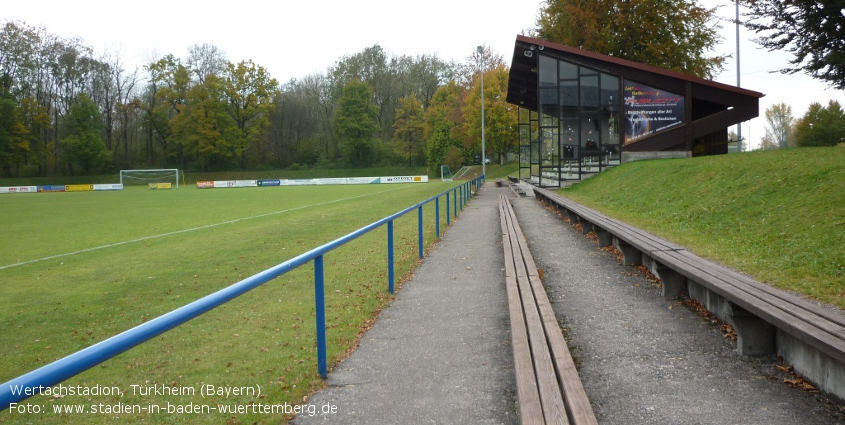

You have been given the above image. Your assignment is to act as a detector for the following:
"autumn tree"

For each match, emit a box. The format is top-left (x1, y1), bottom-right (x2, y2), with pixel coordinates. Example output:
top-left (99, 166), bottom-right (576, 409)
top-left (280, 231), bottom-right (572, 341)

top-left (147, 54), bottom-right (191, 164)
top-left (763, 103), bottom-right (795, 149)
top-left (794, 100), bottom-right (845, 147)
top-left (0, 94), bottom-right (28, 176)
top-left (221, 60), bottom-right (280, 169)
top-left (462, 64), bottom-right (518, 164)
top-left (534, 0), bottom-right (726, 78)
top-left (740, 0), bottom-right (845, 89)
top-left (169, 74), bottom-right (235, 169)
top-left (393, 93), bottom-right (424, 166)
top-left (424, 81), bottom-right (465, 174)
top-left (333, 80), bottom-right (378, 167)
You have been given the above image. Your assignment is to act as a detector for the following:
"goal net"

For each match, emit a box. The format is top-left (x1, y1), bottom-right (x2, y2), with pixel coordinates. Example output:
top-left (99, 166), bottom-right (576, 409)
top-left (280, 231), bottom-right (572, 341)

top-left (119, 169), bottom-right (182, 189)
top-left (440, 165), bottom-right (453, 182)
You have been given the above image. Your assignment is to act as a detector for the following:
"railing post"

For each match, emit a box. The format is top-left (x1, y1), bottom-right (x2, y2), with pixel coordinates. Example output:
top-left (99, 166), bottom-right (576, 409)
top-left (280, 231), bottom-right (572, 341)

top-left (446, 192), bottom-right (451, 225)
top-left (314, 255), bottom-right (327, 379)
top-left (435, 197), bottom-right (441, 239)
top-left (453, 188), bottom-right (457, 218)
top-left (418, 206), bottom-right (424, 259)
top-left (387, 220), bottom-right (395, 294)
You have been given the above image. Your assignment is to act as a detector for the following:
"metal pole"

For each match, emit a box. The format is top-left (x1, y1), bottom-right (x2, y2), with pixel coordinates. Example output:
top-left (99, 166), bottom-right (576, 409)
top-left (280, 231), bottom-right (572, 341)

top-left (435, 197), bottom-right (441, 238)
top-left (478, 45), bottom-right (486, 176)
top-left (446, 191), bottom-right (451, 225)
top-left (417, 206), bottom-right (424, 259)
top-left (314, 255), bottom-right (327, 378)
top-left (387, 221), bottom-right (395, 294)
top-left (736, 0), bottom-right (742, 152)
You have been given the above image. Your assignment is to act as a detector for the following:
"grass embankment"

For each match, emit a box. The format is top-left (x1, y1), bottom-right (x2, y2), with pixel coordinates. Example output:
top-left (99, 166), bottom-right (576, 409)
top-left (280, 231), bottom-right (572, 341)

top-left (0, 180), bottom-right (462, 424)
top-left (559, 147), bottom-right (845, 309)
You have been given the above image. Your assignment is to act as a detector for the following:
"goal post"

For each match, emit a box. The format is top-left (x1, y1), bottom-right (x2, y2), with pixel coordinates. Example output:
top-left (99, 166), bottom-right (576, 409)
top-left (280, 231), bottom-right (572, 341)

top-left (119, 169), bottom-right (182, 189)
top-left (440, 165), bottom-right (453, 182)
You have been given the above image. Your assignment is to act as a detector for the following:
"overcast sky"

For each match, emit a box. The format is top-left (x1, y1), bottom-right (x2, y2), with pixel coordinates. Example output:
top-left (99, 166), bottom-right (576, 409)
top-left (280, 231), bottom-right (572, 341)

top-left (5, 0), bottom-right (843, 150)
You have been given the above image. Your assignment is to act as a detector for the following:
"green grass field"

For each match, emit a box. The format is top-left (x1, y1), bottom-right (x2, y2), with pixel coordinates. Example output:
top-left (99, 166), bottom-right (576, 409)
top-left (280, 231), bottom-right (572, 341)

top-left (0, 179), bottom-right (471, 424)
top-left (560, 147), bottom-right (845, 309)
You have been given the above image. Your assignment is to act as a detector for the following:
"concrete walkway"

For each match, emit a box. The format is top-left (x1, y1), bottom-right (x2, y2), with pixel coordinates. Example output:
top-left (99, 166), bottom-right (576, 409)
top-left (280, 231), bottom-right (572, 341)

top-left (292, 182), bottom-right (845, 424)
top-left (292, 183), bottom-right (518, 424)
top-left (509, 196), bottom-right (845, 425)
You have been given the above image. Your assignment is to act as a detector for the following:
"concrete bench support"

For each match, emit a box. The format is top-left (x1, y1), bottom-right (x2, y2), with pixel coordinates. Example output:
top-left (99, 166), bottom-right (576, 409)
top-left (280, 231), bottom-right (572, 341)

top-left (578, 217), bottom-right (593, 234)
top-left (593, 226), bottom-right (613, 247)
top-left (653, 264), bottom-right (687, 299)
top-left (612, 236), bottom-right (641, 266)
top-left (725, 302), bottom-right (776, 356)
top-left (566, 210), bottom-right (579, 225)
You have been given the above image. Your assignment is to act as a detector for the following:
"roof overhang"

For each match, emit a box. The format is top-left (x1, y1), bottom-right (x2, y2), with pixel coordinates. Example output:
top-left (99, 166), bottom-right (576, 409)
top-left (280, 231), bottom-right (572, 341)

top-left (507, 35), bottom-right (764, 150)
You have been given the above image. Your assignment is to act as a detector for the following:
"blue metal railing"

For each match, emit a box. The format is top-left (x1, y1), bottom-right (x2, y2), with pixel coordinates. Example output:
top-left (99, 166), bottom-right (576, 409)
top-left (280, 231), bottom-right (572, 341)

top-left (0, 175), bottom-right (485, 410)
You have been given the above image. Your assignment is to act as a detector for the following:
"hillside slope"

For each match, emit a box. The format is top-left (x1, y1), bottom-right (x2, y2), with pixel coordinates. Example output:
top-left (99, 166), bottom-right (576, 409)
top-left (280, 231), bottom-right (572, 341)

top-left (559, 147), bottom-right (845, 309)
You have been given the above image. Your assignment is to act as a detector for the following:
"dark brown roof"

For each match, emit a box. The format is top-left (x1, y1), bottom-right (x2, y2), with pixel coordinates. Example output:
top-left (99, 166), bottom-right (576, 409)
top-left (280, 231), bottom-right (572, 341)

top-left (507, 34), bottom-right (764, 109)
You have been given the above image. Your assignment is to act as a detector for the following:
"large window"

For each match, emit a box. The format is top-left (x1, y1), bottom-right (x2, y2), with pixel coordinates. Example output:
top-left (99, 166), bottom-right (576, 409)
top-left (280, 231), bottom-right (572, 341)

top-left (519, 54), bottom-right (624, 186)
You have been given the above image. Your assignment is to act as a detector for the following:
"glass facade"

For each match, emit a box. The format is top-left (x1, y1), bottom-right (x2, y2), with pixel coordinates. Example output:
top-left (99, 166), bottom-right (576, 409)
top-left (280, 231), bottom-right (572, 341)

top-left (519, 54), bottom-right (622, 187)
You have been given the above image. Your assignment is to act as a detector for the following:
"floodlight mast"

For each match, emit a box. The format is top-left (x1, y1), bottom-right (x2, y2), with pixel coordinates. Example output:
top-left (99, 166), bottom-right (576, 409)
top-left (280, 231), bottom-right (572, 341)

top-left (478, 45), bottom-right (486, 177)
top-left (736, 0), bottom-right (742, 152)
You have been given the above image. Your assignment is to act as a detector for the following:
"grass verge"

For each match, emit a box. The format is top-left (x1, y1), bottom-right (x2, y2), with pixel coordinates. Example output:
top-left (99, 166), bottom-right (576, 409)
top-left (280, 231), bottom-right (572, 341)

top-left (559, 147), bottom-right (844, 309)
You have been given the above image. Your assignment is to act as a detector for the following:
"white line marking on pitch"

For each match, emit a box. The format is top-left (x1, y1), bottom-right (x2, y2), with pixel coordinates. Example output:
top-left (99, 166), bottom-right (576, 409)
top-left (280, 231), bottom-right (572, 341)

top-left (0, 186), bottom-right (411, 271)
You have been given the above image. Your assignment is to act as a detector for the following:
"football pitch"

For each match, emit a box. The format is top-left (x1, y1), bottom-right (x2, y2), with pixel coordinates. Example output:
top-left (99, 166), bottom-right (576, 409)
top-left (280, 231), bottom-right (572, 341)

top-left (0, 181), bottom-right (461, 423)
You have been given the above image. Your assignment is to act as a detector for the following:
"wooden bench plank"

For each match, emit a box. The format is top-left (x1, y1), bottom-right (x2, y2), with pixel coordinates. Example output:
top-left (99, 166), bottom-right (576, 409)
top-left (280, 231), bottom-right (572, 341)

top-left (516, 270), bottom-right (569, 424)
top-left (535, 187), bottom-right (682, 254)
top-left (504, 197), bottom-right (567, 422)
top-left (654, 249), bottom-right (845, 364)
top-left (500, 195), bottom-right (599, 425)
top-left (528, 273), bottom-right (598, 425)
top-left (501, 202), bottom-right (546, 424)
top-left (532, 187), bottom-right (845, 368)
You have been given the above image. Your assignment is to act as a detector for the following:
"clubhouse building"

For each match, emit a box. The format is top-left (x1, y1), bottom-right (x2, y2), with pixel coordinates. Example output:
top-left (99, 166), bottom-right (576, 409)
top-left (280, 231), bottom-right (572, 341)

top-left (507, 35), bottom-right (764, 187)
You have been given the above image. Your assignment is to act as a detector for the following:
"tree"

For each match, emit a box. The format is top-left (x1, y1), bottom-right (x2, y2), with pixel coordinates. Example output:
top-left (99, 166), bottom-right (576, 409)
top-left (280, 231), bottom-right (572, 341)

top-left (297, 73), bottom-right (338, 161)
top-left (333, 80), bottom-right (378, 167)
top-left (794, 100), bottom-right (845, 147)
top-left (169, 74), bottom-right (235, 169)
top-left (763, 103), bottom-right (795, 149)
top-left (462, 64), bottom-right (518, 164)
top-left (264, 85), bottom-right (319, 167)
top-left (147, 54), bottom-right (191, 165)
top-left (0, 96), bottom-right (30, 176)
top-left (740, 0), bottom-right (845, 89)
top-left (534, 0), bottom-right (726, 78)
top-left (331, 45), bottom-right (397, 141)
top-left (60, 94), bottom-right (110, 174)
top-left (443, 145), bottom-right (464, 172)
top-left (424, 81), bottom-right (465, 173)
top-left (393, 93), bottom-right (424, 166)
top-left (99, 48), bottom-right (139, 167)
top-left (221, 60), bottom-right (280, 169)
top-left (186, 43), bottom-right (227, 84)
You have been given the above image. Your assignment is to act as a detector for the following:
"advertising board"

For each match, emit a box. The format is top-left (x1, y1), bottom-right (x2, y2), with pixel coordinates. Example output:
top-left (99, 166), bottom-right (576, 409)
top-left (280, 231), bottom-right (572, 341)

top-left (623, 80), bottom-right (685, 144)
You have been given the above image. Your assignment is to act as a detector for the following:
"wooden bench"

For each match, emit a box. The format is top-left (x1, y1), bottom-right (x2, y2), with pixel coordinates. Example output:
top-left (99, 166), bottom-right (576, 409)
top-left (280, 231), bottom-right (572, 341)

top-left (498, 195), bottom-right (598, 425)
top-left (532, 186), bottom-right (845, 399)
